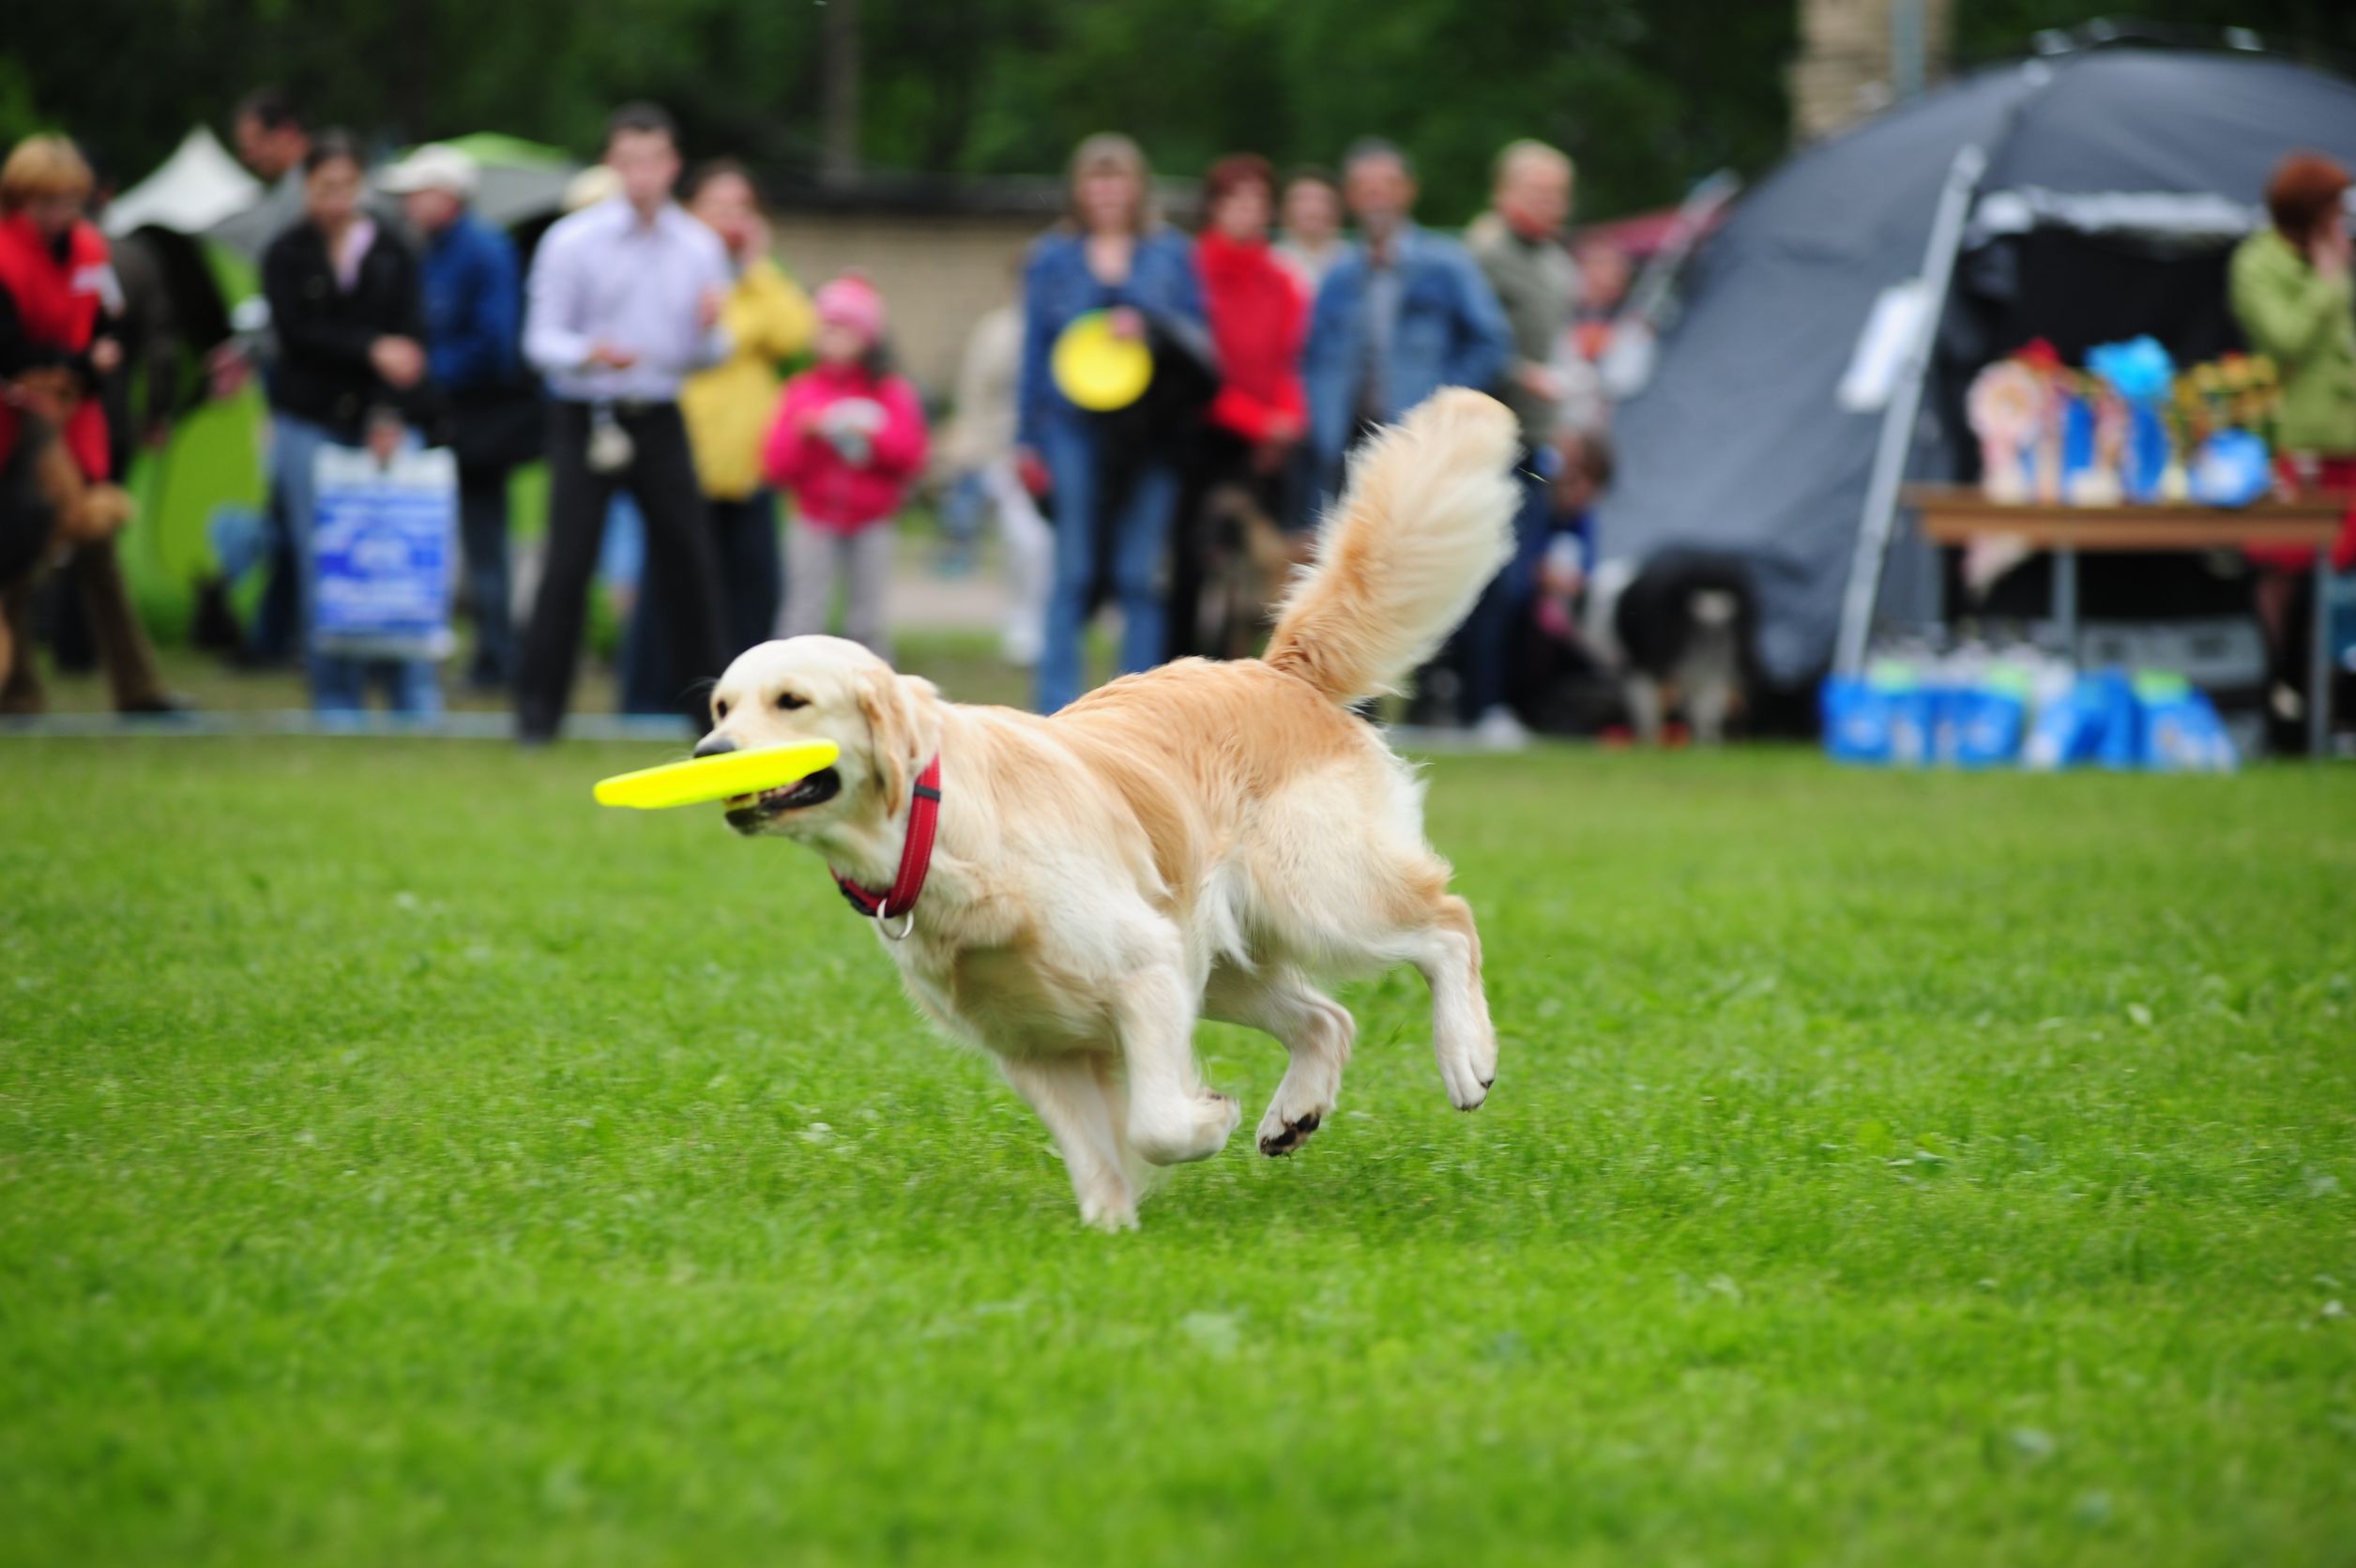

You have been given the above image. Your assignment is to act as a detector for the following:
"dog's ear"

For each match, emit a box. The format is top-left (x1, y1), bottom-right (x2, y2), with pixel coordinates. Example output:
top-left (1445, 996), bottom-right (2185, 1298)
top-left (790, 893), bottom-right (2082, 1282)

top-left (857, 668), bottom-right (934, 817)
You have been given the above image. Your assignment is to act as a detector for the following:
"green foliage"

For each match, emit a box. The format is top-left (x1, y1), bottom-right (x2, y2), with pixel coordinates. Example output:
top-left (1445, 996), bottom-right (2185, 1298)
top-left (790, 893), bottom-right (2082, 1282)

top-left (0, 54), bottom-right (41, 151)
top-left (5, 0), bottom-right (1794, 221)
top-left (12, 2), bottom-right (2356, 222)
top-left (4, 740), bottom-right (2354, 1563)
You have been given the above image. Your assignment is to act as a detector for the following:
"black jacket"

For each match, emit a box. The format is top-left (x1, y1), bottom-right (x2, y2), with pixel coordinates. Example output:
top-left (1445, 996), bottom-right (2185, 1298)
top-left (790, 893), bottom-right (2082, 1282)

top-left (261, 221), bottom-right (426, 440)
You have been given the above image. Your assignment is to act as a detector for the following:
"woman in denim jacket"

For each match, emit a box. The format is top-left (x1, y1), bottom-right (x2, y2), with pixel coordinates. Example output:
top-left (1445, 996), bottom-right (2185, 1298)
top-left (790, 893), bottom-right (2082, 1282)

top-left (1016, 133), bottom-right (1211, 712)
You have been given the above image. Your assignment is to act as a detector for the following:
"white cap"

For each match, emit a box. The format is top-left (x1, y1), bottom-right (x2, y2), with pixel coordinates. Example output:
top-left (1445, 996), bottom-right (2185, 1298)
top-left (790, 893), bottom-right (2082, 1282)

top-left (377, 144), bottom-right (479, 198)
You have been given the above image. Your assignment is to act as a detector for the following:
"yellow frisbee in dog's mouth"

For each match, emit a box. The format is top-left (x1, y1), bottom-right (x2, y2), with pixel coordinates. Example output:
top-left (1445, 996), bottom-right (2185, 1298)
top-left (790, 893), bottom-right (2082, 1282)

top-left (594, 739), bottom-right (843, 810)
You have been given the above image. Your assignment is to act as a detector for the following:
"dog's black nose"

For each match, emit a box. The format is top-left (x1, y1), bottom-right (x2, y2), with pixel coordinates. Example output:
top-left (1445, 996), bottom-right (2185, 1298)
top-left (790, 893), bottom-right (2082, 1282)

top-left (693, 733), bottom-right (737, 759)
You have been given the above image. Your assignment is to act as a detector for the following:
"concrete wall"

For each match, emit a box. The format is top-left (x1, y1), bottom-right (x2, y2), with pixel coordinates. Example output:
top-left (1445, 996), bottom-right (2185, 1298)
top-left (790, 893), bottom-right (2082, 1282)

top-left (1788, 0), bottom-right (1953, 142)
top-left (768, 211), bottom-right (1043, 401)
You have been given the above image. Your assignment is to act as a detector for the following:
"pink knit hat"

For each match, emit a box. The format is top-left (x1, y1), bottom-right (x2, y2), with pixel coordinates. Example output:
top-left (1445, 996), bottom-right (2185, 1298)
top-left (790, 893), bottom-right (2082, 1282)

top-left (814, 274), bottom-right (886, 344)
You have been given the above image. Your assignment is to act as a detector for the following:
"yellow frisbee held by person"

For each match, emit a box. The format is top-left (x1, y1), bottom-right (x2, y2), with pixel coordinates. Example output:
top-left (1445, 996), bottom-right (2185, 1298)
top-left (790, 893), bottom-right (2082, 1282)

top-left (593, 739), bottom-right (843, 810)
top-left (1050, 309), bottom-right (1154, 412)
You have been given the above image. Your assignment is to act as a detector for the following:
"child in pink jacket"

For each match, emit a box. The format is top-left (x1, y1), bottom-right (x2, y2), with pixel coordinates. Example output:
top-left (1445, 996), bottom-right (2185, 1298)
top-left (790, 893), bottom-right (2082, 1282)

top-left (763, 274), bottom-right (928, 655)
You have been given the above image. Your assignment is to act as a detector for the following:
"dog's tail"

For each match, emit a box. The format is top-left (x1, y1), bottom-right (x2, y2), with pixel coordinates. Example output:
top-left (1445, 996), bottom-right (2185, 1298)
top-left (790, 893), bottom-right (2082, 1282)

top-left (1263, 388), bottom-right (1522, 707)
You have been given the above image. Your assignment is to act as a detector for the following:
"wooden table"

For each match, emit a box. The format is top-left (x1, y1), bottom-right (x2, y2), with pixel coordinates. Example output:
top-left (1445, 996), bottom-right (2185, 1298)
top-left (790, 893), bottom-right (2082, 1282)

top-left (1903, 484), bottom-right (2348, 757)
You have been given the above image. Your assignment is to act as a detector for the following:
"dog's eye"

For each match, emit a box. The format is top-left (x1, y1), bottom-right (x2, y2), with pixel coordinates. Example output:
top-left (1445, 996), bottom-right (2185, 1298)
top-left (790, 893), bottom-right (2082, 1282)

top-left (714, 700), bottom-right (730, 720)
top-left (775, 693), bottom-right (808, 711)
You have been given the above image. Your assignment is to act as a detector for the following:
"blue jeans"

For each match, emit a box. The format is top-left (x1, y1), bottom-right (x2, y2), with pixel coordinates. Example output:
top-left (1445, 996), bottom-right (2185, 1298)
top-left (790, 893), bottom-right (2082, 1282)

top-left (270, 413), bottom-right (442, 719)
top-left (597, 490), bottom-right (646, 593)
top-left (1456, 463), bottom-right (1550, 722)
top-left (938, 469), bottom-right (987, 572)
top-left (1037, 424), bottom-right (1179, 713)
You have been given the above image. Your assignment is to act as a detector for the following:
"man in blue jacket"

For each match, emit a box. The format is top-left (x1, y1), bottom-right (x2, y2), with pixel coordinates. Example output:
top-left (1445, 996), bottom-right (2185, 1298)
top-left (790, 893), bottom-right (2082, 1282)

top-left (382, 144), bottom-right (526, 691)
top-left (1301, 139), bottom-right (1512, 506)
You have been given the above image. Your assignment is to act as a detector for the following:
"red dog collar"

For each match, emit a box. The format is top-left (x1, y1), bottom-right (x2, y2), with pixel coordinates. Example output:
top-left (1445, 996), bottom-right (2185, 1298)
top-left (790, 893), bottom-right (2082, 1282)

top-left (833, 754), bottom-right (941, 936)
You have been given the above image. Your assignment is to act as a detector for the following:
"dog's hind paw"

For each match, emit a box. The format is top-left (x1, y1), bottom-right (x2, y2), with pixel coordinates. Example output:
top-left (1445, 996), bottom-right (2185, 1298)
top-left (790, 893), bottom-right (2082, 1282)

top-left (1257, 1109), bottom-right (1321, 1157)
top-left (1256, 1059), bottom-right (1341, 1157)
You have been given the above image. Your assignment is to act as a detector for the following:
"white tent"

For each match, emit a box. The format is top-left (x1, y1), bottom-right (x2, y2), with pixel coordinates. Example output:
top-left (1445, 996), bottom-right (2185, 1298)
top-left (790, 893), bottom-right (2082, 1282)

top-left (102, 127), bottom-right (262, 239)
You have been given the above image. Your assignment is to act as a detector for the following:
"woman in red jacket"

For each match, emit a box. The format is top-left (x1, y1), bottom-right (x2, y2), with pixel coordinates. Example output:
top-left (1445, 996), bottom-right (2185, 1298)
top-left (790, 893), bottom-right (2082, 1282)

top-left (0, 134), bottom-right (172, 714)
top-left (1168, 154), bottom-right (1308, 660)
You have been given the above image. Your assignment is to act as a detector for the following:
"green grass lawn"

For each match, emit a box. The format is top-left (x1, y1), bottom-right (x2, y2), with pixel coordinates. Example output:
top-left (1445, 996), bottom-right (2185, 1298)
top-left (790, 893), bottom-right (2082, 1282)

top-left (3, 739), bottom-right (2352, 1565)
top-left (26, 624), bottom-right (1039, 720)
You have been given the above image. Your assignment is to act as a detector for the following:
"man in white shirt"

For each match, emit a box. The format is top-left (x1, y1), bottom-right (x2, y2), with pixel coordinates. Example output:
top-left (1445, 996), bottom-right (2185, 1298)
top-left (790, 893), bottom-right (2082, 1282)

top-left (514, 101), bottom-right (733, 742)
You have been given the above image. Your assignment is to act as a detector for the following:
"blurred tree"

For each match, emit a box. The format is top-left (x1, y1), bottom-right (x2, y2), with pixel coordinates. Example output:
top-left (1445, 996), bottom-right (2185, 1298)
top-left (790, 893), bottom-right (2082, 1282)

top-left (1, 2), bottom-right (2347, 221)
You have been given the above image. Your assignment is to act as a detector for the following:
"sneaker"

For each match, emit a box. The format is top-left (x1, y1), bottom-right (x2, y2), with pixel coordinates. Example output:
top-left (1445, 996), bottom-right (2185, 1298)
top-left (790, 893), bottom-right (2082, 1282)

top-left (1472, 706), bottom-right (1530, 751)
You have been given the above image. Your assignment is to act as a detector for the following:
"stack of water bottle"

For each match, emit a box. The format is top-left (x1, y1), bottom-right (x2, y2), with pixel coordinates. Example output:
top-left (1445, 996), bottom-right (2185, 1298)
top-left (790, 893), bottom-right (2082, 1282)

top-left (1822, 642), bottom-right (2238, 771)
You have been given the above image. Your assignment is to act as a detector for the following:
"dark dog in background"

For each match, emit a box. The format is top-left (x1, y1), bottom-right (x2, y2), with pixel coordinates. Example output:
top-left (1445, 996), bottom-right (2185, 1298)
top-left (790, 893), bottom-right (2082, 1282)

top-left (1589, 547), bottom-right (1757, 745)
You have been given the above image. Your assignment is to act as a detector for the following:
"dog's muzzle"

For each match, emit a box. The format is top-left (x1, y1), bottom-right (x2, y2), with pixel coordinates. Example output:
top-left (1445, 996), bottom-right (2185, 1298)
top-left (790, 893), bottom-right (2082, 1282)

top-left (724, 768), bottom-right (843, 832)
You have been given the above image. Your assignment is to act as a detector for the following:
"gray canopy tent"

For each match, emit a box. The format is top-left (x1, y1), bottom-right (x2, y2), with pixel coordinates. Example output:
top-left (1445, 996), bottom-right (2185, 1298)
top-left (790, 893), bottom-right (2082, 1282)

top-left (1594, 41), bottom-right (2356, 691)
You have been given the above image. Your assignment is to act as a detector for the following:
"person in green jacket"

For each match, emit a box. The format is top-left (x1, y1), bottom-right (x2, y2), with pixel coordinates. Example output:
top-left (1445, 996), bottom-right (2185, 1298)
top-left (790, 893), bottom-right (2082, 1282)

top-left (2228, 151), bottom-right (2354, 729)
top-left (2232, 153), bottom-right (2355, 464)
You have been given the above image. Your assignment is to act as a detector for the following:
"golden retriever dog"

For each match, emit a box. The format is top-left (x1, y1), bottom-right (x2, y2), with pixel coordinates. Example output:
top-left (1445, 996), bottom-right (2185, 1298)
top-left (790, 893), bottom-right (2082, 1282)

top-left (699, 388), bottom-right (1520, 1228)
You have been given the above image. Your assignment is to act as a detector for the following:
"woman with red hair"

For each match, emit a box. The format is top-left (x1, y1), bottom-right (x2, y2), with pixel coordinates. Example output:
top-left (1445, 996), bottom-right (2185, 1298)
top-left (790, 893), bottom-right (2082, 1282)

top-left (1168, 153), bottom-right (1307, 659)
top-left (2229, 151), bottom-right (2355, 738)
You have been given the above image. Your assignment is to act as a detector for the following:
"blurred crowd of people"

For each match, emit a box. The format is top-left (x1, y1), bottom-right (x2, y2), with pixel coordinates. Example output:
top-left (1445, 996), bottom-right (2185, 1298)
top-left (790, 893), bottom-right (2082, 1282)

top-left (945, 129), bottom-right (1636, 736)
top-left (1, 92), bottom-right (1649, 742)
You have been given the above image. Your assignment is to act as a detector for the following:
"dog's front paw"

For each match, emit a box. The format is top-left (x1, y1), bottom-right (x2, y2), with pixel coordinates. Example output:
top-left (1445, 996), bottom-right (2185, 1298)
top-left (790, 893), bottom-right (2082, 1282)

top-left (1074, 1168), bottom-right (1140, 1231)
top-left (1079, 1195), bottom-right (1139, 1232)
top-left (1133, 1091), bottom-right (1241, 1166)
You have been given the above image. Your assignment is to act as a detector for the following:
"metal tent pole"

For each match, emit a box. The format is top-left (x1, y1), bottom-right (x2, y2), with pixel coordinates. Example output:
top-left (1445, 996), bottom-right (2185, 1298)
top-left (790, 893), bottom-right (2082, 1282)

top-left (1833, 142), bottom-right (1986, 677)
